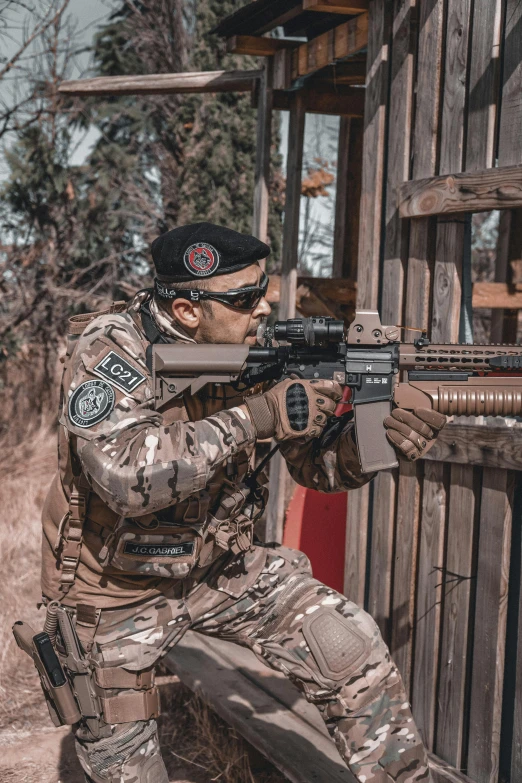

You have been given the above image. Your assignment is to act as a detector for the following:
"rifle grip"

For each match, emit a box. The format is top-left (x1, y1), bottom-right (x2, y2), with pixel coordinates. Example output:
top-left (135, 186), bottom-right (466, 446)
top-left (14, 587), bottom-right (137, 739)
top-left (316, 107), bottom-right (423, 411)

top-left (354, 401), bottom-right (399, 473)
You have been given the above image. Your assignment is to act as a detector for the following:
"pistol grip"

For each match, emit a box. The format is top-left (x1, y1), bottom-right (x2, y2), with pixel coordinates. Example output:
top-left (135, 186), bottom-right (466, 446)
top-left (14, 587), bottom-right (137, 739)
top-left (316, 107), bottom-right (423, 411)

top-left (354, 401), bottom-right (399, 473)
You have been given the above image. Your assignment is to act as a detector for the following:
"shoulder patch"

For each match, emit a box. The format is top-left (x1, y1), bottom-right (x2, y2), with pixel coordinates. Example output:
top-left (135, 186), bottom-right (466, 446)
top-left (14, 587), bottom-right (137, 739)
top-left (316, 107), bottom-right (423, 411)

top-left (69, 380), bottom-right (115, 429)
top-left (93, 350), bottom-right (147, 393)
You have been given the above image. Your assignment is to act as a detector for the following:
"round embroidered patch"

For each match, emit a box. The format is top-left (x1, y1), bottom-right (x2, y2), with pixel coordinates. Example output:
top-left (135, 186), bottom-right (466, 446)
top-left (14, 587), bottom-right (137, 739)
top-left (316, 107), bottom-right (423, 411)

top-left (68, 380), bottom-right (115, 429)
top-left (183, 242), bottom-right (220, 277)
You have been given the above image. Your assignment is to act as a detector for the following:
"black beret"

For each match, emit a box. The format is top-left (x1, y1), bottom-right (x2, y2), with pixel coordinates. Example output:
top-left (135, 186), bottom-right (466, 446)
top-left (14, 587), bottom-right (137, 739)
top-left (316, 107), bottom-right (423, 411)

top-left (151, 222), bottom-right (270, 282)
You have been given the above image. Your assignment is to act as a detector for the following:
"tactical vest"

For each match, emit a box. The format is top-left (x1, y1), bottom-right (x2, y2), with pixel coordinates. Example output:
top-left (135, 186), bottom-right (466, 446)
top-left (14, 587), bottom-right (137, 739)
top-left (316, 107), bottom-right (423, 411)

top-left (54, 301), bottom-right (266, 600)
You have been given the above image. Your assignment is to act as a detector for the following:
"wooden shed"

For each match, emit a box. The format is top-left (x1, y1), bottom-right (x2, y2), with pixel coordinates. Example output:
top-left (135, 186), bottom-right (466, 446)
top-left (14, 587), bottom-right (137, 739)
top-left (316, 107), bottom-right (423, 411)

top-left (59, 2), bottom-right (522, 781)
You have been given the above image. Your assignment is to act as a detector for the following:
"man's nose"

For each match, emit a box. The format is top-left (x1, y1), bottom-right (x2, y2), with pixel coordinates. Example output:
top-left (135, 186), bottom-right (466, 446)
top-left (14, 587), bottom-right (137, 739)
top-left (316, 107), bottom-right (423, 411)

top-left (254, 296), bottom-right (271, 318)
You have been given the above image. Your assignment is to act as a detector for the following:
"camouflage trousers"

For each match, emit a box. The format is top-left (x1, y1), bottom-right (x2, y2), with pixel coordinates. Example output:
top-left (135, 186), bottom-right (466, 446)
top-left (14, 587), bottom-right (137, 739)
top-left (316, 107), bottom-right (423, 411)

top-left (74, 545), bottom-right (431, 783)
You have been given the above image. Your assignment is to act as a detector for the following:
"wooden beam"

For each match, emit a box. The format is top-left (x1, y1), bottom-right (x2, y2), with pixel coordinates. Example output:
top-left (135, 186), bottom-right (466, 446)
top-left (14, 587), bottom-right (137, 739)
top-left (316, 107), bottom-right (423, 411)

top-left (472, 281), bottom-right (522, 309)
top-left (424, 424), bottom-right (522, 471)
top-left (58, 69), bottom-right (262, 97)
top-left (303, 0), bottom-right (369, 13)
top-left (399, 164), bottom-right (522, 218)
top-left (226, 35), bottom-right (298, 57)
top-left (309, 59), bottom-right (367, 85)
top-left (266, 86), bottom-right (365, 116)
top-left (253, 60), bottom-right (273, 248)
top-left (291, 13), bottom-right (368, 82)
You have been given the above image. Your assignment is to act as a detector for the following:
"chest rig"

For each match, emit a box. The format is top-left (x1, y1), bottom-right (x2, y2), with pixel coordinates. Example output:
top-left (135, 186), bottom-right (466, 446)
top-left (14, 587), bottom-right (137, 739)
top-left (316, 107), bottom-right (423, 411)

top-left (55, 298), bottom-right (265, 596)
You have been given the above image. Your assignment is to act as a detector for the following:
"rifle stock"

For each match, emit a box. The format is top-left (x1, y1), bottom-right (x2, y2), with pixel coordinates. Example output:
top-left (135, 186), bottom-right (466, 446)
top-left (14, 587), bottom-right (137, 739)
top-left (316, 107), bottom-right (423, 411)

top-left (153, 310), bottom-right (522, 473)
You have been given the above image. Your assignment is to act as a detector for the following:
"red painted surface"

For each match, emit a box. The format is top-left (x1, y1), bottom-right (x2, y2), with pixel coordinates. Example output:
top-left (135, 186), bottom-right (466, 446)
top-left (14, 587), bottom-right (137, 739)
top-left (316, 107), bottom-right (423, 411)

top-left (283, 485), bottom-right (347, 593)
top-left (282, 385), bottom-right (351, 593)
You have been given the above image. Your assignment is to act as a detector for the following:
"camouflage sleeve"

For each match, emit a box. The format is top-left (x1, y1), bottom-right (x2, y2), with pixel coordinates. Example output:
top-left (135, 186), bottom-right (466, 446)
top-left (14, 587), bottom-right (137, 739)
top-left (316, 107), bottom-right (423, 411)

top-left (62, 313), bottom-right (256, 517)
top-left (279, 422), bottom-right (374, 492)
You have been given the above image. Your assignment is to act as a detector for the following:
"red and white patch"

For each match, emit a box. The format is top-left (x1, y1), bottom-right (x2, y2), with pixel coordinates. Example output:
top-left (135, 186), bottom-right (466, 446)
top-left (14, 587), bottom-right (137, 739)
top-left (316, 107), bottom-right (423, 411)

top-left (183, 242), bottom-right (220, 277)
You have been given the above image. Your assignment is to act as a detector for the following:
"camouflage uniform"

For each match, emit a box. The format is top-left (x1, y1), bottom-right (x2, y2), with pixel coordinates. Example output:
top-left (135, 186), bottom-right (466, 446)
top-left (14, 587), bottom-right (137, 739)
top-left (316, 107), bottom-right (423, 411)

top-left (42, 291), bottom-right (431, 783)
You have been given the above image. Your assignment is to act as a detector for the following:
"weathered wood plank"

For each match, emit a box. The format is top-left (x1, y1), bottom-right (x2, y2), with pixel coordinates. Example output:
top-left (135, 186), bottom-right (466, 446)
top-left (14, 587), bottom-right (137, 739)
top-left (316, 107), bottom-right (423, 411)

top-left (402, 0), bottom-right (445, 340)
top-left (512, 481), bottom-right (522, 781)
top-left (467, 468), bottom-right (513, 783)
top-left (466, 0), bottom-right (504, 172)
top-left (436, 464), bottom-right (478, 767)
top-left (494, 0), bottom-right (522, 345)
top-left (424, 424), bottom-right (522, 471)
top-left (344, 482), bottom-right (369, 607)
top-left (431, 0), bottom-right (473, 345)
top-left (166, 632), bottom-right (355, 783)
top-left (472, 281), bottom-right (522, 309)
top-left (291, 14), bottom-right (368, 81)
top-left (431, 218), bottom-right (467, 341)
top-left (253, 60), bottom-right (273, 248)
top-left (497, 0), bottom-right (522, 166)
top-left (357, 0), bottom-right (390, 309)
top-left (399, 164), bottom-right (522, 219)
top-left (412, 461), bottom-right (447, 749)
top-left (303, 0), bottom-right (368, 13)
top-left (226, 35), bottom-right (297, 56)
top-left (368, 470), bottom-right (397, 643)
top-left (58, 69), bottom-right (262, 96)
top-left (391, 459), bottom-right (422, 695)
top-left (333, 117), bottom-right (363, 280)
top-left (380, 0), bottom-right (416, 325)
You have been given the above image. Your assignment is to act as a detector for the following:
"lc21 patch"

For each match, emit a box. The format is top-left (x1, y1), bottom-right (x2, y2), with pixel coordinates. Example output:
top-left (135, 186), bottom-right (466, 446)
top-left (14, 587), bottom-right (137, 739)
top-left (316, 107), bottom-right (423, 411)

top-left (94, 350), bottom-right (146, 393)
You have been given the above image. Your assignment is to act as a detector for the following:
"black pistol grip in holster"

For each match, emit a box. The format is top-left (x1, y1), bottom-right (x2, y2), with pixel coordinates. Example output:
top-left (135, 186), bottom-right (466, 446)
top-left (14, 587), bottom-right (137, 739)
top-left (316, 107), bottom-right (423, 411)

top-left (12, 621), bottom-right (81, 726)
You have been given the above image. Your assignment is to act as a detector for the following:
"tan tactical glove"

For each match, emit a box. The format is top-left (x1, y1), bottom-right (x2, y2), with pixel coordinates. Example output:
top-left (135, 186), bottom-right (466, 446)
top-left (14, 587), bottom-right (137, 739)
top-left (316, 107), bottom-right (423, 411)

top-left (245, 377), bottom-right (342, 442)
top-left (384, 408), bottom-right (447, 461)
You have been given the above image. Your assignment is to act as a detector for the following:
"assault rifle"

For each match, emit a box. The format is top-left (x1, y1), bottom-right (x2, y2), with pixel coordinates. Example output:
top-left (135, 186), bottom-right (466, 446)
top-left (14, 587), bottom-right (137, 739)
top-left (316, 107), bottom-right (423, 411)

top-left (152, 310), bottom-right (522, 473)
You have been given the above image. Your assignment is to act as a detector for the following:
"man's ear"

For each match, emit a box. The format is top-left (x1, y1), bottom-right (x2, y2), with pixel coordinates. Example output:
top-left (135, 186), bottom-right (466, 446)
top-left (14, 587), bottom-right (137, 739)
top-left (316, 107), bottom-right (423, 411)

top-left (171, 298), bottom-right (201, 333)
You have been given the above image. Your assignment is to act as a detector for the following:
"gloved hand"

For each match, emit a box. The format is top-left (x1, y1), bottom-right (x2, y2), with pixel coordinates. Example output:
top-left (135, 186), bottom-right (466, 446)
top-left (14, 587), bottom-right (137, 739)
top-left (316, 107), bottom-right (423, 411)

top-left (384, 408), bottom-right (447, 461)
top-left (245, 377), bottom-right (342, 441)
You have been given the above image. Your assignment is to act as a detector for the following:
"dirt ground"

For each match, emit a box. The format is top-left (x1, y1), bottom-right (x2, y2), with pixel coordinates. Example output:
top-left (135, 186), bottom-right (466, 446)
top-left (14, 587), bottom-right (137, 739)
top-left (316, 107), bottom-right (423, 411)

top-left (0, 432), bottom-right (285, 783)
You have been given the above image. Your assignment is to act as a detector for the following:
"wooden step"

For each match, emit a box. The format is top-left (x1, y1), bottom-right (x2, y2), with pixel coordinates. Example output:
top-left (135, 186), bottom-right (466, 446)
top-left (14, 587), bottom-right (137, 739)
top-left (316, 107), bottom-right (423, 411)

top-left (165, 631), bottom-right (355, 783)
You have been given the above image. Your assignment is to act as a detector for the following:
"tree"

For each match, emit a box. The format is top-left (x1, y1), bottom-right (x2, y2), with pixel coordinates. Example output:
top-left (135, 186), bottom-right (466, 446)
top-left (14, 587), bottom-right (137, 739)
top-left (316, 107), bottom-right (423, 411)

top-left (0, 0), bottom-right (283, 440)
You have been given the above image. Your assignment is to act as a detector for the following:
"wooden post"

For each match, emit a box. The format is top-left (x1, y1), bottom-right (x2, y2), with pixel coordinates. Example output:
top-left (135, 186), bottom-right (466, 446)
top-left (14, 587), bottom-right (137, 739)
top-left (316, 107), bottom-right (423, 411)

top-left (280, 92), bottom-right (306, 321)
top-left (265, 91), bottom-right (305, 544)
top-left (252, 59), bottom-right (274, 255)
top-left (392, 0), bottom-right (445, 706)
top-left (333, 116), bottom-right (363, 280)
top-left (345, 0), bottom-right (391, 621)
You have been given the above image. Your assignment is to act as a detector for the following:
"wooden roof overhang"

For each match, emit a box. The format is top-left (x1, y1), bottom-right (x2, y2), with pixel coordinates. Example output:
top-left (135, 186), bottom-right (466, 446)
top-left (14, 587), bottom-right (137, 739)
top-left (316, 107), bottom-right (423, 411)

top-left (212, 0), bottom-right (368, 40)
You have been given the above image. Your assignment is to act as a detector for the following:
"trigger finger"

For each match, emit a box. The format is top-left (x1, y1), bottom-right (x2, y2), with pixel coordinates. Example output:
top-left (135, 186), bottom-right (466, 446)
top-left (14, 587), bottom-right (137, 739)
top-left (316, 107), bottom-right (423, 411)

top-left (309, 380), bottom-right (343, 401)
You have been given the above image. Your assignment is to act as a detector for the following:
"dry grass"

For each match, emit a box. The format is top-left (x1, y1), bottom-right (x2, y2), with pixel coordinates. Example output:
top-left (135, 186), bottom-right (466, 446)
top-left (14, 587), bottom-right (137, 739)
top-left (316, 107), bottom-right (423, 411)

top-left (0, 427), bottom-right (286, 782)
top-left (0, 426), bottom-right (55, 732)
top-left (159, 681), bottom-right (286, 783)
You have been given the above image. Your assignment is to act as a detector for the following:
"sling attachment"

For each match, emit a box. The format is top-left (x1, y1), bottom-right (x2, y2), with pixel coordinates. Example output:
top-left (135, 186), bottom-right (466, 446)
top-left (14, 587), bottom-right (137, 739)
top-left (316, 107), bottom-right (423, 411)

top-left (59, 474), bottom-right (90, 595)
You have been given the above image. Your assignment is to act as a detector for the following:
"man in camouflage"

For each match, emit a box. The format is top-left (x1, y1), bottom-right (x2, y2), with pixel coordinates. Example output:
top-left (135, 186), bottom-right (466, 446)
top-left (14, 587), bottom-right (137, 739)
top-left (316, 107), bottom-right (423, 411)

top-left (41, 223), bottom-right (445, 783)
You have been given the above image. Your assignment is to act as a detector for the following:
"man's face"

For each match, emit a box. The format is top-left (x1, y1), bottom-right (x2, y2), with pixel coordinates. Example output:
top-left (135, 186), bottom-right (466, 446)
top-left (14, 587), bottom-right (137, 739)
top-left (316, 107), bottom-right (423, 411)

top-left (172, 263), bottom-right (272, 345)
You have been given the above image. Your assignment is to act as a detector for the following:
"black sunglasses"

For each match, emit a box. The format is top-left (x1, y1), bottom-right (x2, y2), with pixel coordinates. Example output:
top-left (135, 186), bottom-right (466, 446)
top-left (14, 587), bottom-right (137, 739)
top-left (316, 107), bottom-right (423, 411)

top-left (155, 272), bottom-right (269, 311)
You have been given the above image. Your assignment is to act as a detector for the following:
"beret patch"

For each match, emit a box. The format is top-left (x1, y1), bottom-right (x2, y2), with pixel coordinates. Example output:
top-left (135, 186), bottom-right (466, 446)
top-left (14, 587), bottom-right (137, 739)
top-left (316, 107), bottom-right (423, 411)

top-left (151, 222), bottom-right (270, 282)
top-left (183, 242), bottom-right (220, 277)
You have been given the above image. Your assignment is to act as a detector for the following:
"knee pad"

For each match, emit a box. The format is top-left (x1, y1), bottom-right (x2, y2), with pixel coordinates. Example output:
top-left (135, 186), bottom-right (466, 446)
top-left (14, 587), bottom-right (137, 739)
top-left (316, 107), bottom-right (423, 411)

top-left (302, 604), bottom-right (393, 706)
top-left (75, 719), bottom-right (168, 783)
